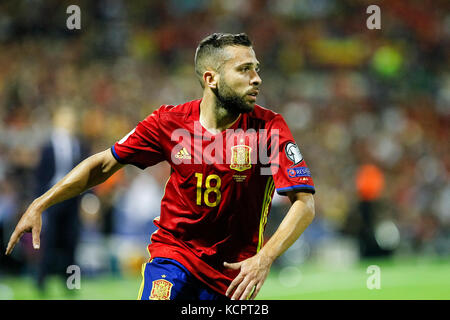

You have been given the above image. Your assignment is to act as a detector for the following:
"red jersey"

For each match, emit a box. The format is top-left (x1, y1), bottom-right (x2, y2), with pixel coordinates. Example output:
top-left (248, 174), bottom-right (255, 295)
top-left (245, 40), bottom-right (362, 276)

top-left (111, 99), bottom-right (315, 295)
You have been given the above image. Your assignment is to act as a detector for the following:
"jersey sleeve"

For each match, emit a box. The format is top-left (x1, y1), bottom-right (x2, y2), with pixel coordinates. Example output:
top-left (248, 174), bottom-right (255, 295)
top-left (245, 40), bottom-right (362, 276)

top-left (111, 108), bottom-right (165, 169)
top-left (266, 114), bottom-right (315, 196)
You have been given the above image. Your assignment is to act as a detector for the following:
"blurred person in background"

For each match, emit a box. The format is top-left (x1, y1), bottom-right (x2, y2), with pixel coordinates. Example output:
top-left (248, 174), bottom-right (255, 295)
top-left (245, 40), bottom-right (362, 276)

top-left (0, 178), bottom-right (21, 275)
top-left (343, 164), bottom-right (392, 257)
top-left (34, 106), bottom-right (88, 295)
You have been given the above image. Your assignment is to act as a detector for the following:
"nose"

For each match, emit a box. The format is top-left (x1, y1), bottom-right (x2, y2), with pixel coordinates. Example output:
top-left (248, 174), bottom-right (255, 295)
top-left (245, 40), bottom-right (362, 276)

top-left (250, 70), bottom-right (262, 87)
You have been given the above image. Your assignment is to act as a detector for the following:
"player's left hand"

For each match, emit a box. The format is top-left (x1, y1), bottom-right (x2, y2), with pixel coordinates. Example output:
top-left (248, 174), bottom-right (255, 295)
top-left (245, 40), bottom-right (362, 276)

top-left (224, 253), bottom-right (273, 300)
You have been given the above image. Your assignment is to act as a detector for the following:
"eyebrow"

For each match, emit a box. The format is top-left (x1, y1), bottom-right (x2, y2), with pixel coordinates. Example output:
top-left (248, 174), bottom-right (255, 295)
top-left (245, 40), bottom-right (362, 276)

top-left (237, 62), bottom-right (260, 69)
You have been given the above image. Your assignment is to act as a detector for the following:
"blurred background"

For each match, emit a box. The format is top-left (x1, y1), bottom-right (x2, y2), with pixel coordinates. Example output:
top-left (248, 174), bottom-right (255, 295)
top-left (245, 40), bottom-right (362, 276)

top-left (0, 0), bottom-right (449, 299)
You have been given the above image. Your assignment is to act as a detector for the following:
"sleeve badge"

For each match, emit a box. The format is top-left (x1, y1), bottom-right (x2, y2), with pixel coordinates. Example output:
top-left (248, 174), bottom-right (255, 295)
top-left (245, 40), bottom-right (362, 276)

top-left (285, 141), bottom-right (303, 165)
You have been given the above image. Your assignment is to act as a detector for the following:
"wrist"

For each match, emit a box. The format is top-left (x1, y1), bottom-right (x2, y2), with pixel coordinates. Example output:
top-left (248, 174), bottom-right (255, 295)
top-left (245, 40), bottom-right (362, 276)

top-left (257, 248), bottom-right (276, 266)
top-left (31, 198), bottom-right (47, 213)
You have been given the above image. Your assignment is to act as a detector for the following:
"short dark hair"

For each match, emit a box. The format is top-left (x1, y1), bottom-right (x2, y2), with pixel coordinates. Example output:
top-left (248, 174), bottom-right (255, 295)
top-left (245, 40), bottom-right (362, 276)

top-left (194, 33), bottom-right (252, 88)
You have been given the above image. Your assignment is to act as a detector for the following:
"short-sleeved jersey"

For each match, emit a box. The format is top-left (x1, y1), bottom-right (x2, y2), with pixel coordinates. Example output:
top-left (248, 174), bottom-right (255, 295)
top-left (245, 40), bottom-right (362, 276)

top-left (111, 99), bottom-right (315, 295)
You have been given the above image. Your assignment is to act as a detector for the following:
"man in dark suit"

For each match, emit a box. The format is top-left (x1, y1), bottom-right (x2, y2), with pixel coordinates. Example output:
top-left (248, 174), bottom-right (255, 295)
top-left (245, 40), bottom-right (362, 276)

top-left (34, 107), bottom-right (87, 294)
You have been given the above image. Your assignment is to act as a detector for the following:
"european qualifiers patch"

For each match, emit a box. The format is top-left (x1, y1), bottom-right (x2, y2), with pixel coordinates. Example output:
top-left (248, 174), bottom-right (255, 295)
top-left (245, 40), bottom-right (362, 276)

top-left (285, 142), bottom-right (303, 165)
top-left (287, 167), bottom-right (311, 178)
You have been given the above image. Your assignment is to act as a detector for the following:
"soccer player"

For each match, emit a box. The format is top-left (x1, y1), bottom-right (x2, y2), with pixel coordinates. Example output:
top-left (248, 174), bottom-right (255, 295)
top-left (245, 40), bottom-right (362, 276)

top-left (5, 33), bottom-right (315, 300)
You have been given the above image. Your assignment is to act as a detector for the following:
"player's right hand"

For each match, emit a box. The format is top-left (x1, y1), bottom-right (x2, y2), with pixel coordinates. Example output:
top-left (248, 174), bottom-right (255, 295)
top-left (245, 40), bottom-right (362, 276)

top-left (5, 204), bottom-right (43, 255)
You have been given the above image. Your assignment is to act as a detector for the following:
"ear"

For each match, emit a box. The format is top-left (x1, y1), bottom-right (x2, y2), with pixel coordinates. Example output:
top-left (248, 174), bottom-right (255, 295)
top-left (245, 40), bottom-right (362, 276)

top-left (203, 69), bottom-right (219, 89)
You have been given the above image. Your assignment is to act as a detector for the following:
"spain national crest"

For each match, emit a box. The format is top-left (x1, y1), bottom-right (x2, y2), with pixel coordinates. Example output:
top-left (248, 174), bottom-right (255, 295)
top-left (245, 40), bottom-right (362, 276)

top-left (230, 145), bottom-right (252, 172)
top-left (149, 279), bottom-right (173, 300)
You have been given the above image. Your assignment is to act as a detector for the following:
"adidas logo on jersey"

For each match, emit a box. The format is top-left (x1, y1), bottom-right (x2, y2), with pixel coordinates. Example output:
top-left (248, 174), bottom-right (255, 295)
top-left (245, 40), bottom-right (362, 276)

top-left (175, 147), bottom-right (192, 160)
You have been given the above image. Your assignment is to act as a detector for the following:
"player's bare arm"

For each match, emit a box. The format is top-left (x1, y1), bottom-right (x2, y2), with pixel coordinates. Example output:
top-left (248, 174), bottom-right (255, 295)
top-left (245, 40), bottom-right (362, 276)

top-left (224, 191), bottom-right (315, 300)
top-left (5, 149), bottom-right (124, 255)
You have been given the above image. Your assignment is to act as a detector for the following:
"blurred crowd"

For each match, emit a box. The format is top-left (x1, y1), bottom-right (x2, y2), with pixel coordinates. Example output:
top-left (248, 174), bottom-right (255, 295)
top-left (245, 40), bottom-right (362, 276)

top-left (0, 0), bottom-right (449, 282)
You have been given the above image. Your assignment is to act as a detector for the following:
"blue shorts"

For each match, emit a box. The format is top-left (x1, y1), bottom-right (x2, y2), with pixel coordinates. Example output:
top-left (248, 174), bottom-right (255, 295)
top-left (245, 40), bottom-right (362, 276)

top-left (137, 257), bottom-right (229, 301)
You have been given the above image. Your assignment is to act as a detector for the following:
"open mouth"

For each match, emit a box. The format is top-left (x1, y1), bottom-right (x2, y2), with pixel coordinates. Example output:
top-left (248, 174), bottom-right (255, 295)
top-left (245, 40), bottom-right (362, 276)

top-left (247, 91), bottom-right (259, 98)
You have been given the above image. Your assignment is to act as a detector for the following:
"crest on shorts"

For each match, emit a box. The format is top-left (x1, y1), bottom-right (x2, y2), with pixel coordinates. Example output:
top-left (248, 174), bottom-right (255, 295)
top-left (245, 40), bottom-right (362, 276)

top-left (149, 279), bottom-right (173, 300)
top-left (230, 145), bottom-right (252, 172)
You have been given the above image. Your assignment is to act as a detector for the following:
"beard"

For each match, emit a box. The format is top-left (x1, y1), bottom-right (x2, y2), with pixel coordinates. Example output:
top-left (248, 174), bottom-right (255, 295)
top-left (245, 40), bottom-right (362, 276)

top-left (212, 80), bottom-right (255, 115)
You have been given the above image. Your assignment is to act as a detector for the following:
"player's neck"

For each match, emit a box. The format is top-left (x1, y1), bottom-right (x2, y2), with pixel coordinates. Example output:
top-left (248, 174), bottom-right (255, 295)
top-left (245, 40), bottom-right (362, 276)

top-left (199, 94), bottom-right (240, 134)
